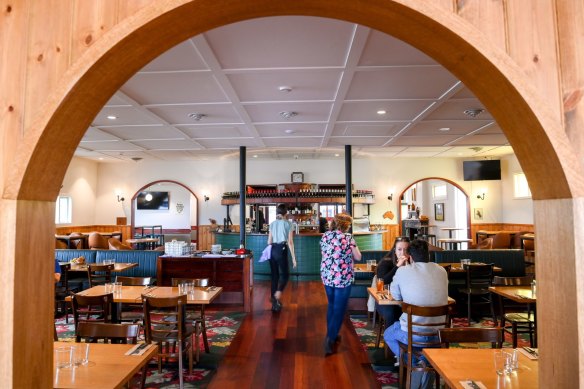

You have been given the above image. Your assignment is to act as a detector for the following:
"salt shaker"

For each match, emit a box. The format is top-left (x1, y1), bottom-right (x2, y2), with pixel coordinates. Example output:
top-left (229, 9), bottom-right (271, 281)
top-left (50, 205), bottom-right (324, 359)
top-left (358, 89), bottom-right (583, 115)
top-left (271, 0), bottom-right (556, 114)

top-left (531, 280), bottom-right (537, 297)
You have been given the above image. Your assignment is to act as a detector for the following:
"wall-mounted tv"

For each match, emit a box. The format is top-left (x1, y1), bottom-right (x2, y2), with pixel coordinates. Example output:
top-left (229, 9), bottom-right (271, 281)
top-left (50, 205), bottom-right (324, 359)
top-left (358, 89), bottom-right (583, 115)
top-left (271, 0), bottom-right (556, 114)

top-left (463, 160), bottom-right (501, 181)
top-left (136, 191), bottom-right (170, 210)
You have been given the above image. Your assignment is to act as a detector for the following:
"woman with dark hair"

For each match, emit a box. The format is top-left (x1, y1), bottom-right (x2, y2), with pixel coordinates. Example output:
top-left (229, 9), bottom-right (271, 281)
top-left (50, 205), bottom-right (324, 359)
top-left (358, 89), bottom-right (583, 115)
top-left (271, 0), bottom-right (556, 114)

top-left (267, 204), bottom-right (296, 311)
top-left (320, 213), bottom-right (362, 355)
top-left (374, 237), bottom-right (411, 326)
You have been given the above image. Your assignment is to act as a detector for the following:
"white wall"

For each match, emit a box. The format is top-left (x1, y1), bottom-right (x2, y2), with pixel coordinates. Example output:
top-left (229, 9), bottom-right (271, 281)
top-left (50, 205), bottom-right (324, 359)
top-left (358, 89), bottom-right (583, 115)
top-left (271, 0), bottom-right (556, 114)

top-left (58, 157), bottom-right (98, 226)
top-left (134, 183), bottom-right (192, 229)
top-left (60, 154), bottom-right (534, 228)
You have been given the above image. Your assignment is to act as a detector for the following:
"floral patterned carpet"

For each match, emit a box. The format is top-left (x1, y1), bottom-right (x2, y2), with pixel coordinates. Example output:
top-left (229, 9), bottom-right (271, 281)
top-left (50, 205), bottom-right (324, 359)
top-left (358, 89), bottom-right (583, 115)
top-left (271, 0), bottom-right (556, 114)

top-left (55, 311), bottom-right (245, 388)
top-left (349, 315), bottom-right (533, 389)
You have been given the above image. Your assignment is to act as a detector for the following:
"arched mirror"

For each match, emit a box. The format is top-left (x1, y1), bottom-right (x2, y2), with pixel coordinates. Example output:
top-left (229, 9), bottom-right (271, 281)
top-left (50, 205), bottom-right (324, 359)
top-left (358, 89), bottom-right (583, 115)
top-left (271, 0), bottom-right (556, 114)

top-left (130, 180), bottom-right (199, 246)
top-left (398, 177), bottom-right (471, 248)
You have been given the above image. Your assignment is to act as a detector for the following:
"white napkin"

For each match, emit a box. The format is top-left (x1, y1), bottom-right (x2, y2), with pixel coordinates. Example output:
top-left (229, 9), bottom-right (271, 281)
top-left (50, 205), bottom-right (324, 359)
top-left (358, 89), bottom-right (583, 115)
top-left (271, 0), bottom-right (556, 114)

top-left (460, 380), bottom-right (487, 389)
top-left (202, 254), bottom-right (223, 258)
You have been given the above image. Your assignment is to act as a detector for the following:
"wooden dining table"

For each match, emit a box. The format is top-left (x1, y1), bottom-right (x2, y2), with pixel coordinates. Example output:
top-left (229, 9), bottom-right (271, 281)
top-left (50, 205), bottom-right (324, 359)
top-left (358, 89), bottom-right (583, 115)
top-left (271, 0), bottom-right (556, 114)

top-left (440, 262), bottom-right (503, 273)
top-left (423, 348), bottom-right (538, 388)
top-left (53, 341), bottom-right (157, 388)
top-left (55, 234), bottom-right (89, 249)
top-left (126, 237), bottom-right (159, 249)
top-left (367, 287), bottom-right (456, 306)
top-left (437, 238), bottom-right (473, 250)
top-left (69, 262), bottom-right (138, 273)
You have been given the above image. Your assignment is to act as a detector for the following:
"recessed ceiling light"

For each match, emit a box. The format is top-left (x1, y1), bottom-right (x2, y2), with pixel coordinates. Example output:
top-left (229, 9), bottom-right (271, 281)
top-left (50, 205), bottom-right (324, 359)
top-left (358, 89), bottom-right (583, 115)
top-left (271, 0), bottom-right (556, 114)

top-left (439, 127), bottom-right (451, 132)
top-left (278, 86), bottom-right (292, 92)
top-left (106, 115), bottom-right (117, 120)
top-left (253, 154), bottom-right (258, 158)
top-left (285, 129), bottom-right (296, 134)
top-left (334, 153), bottom-right (340, 157)
top-left (98, 157), bottom-right (104, 160)
top-left (377, 110), bottom-right (387, 115)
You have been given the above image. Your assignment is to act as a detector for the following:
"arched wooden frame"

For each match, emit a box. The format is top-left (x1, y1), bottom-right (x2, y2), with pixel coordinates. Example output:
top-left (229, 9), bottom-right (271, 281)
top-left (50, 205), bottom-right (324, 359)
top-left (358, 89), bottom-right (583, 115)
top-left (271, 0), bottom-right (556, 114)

top-left (2, 2), bottom-right (582, 388)
top-left (397, 177), bottom-right (471, 239)
top-left (130, 180), bottom-right (200, 238)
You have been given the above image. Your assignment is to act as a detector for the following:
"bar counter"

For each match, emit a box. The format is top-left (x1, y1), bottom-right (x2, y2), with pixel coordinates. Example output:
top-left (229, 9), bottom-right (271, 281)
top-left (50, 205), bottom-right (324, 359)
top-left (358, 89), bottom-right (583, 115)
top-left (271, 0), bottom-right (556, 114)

top-left (214, 231), bottom-right (383, 280)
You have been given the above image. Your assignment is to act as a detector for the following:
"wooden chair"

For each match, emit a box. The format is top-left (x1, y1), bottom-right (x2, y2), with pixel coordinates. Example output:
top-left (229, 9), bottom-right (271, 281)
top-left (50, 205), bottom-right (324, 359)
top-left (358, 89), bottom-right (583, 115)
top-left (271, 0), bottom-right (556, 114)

top-left (398, 302), bottom-right (450, 389)
top-left (72, 293), bottom-right (114, 333)
top-left (142, 295), bottom-right (200, 388)
top-left (88, 232), bottom-right (109, 249)
top-left (115, 276), bottom-right (153, 323)
top-left (458, 263), bottom-right (496, 325)
top-left (439, 327), bottom-right (504, 349)
top-left (76, 322), bottom-right (145, 389)
top-left (491, 276), bottom-right (536, 348)
top-left (172, 278), bottom-right (210, 353)
top-left (87, 263), bottom-right (114, 287)
top-left (55, 263), bottom-right (80, 323)
top-left (116, 276), bottom-right (152, 286)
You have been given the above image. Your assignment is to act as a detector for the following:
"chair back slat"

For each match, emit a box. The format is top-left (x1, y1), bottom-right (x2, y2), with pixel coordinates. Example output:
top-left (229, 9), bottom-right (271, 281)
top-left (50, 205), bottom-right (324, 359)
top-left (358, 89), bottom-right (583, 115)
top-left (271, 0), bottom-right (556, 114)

top-left (76, 322), bottom-right (139, 344)
top-left (116, 276), bottom-right (152, 286)
top-left (492, 275), bottom-right (534, 286)
top-left (439, 327), bottom-right (504, 348)
top-left (171, 278), bottom-right (209, 287)
top-left (464, 263), bottom-right (494, 289)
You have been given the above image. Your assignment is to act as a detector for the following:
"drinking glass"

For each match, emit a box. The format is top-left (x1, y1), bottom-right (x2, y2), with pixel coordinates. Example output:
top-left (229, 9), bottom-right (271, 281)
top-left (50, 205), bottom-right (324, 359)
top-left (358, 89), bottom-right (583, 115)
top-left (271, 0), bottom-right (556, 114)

top-left (55, 346), bottom-right (72, 369)
top-left (104, 283), bottom-right (114, 293)
top-left (367, 260), bottom-right (376, 271)
top-left (376, 279), bottom-right (384, 292)
top-left (494, 350), bottom-right (511, 376)
top-left (384, 284), bottom-right (390, 295)
top-left (460, 258), bottom-right (471, 267)
top-left (178, 283), bottom-right (186, 295)
top-left (73, 343), bottom-right (89, 366)
top-left (508, 349), bottom-right (518, 371)
top-left (113, 282), bottom-right (122, 296)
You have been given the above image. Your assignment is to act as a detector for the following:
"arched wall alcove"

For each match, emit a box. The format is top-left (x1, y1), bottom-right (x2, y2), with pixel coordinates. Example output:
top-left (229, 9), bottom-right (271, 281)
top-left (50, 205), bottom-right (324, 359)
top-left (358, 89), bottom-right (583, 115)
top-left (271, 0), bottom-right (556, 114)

top-left (3, 1), bottom-right (583, 387)
top-left (130, 180), bottom-right (200, 242)
top-left (397, 177), bottom-right (471, 240)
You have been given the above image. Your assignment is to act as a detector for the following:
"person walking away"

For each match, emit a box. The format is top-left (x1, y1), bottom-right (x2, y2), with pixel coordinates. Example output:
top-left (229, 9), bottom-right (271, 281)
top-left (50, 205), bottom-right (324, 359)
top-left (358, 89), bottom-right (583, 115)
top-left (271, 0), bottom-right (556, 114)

top-left (320, 213), bottom-right (362, 355)
top-left (267, 204), bottom-right (297, 311)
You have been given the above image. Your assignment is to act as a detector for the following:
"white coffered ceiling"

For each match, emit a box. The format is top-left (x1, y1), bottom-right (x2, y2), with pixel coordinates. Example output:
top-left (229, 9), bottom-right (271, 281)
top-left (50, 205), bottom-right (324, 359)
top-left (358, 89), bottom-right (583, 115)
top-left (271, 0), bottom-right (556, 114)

top-left (76, 16), bottom-right (513, 162)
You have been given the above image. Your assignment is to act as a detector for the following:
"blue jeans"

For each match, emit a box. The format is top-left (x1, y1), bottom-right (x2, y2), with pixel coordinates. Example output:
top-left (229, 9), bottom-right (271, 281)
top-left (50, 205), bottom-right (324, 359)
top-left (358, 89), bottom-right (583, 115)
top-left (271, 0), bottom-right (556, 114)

top-left (269, 243), bottom-right (289, 296)
top-left (324, 284), bottom-right (352, 342)
top-left (384, 321), bottom-right (438, 389)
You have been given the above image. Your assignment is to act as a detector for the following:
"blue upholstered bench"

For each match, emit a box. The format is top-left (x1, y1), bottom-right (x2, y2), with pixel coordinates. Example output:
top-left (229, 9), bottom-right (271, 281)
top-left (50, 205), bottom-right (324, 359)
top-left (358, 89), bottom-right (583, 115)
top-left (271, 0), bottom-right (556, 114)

top-left (433, 249), bottom-right (526, 277)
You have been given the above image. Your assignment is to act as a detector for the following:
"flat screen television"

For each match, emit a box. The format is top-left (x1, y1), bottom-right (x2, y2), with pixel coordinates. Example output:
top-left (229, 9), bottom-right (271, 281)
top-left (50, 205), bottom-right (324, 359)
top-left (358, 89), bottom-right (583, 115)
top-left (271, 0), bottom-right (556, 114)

top-left (463, 160), bottom-right (501, 181)
top-left (136, 191), bottom-right (170, 210)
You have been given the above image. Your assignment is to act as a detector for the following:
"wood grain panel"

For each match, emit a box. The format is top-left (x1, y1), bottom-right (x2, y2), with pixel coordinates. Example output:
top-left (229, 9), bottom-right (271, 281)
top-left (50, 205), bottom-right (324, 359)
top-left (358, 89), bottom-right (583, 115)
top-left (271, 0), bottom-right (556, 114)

top-left (505, 0), bottom-right (562, 124)
top-left (71, 0), bottom-right (118, 63)
top-left (0, 200), bottom-right (54, 388)
top-left (24, 1), bottom-right (73, 130)
top-left (0, 1), bottom-right (29, 197)
top-left (116, 0), bottom-right (157, 21)
top-left (535, 198), bottom-right (584, 387)
top-left (556, 0), bottom-right (584, 169)
top-left (456, 0), bottom-right (507, 51)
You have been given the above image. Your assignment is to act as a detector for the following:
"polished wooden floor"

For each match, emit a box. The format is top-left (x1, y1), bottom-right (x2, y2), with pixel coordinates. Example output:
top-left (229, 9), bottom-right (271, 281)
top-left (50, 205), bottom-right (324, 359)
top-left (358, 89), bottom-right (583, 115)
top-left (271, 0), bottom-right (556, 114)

top-left (208, 280), bottom-right (380, 389)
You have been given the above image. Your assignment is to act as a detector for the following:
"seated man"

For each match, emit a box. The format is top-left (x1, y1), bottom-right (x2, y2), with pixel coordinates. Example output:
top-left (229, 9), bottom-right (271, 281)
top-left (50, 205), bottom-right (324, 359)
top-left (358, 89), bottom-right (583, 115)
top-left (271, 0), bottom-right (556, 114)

top-left (384, 239), bottom-right (448, 364)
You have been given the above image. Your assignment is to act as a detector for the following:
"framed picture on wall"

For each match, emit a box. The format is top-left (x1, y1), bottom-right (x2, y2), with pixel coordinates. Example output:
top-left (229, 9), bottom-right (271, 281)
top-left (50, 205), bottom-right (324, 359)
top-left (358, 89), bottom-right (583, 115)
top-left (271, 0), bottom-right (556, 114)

top-left (434, 203), bottom-right (444, 221)
top-left (474, 208), bottom-right (483, 220)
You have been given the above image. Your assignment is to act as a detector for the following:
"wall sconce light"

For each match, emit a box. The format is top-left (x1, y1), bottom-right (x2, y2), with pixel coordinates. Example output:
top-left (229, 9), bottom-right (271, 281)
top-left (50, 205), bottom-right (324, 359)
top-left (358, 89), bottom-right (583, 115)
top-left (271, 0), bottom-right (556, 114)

top-left (477, 193), bottom-right (486, 200)
top-left (387, 193), bottom-right (393, 201)
top-left (204, 195), bottom-right (210, 202)
top-left (117, 195), bottom-right (125, 202)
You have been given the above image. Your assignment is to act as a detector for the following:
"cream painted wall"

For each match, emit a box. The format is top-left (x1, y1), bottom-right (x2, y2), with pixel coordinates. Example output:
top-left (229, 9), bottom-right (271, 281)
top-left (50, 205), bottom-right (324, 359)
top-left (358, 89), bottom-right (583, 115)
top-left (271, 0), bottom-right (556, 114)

top-left (134, 183), bottom-right (192, 229)
top-left (57, 157), bottom-right (98, 226)
top-left (60, 155), bottom-right (532, 227)
top-left (501, 154), bottom-right (534, 224)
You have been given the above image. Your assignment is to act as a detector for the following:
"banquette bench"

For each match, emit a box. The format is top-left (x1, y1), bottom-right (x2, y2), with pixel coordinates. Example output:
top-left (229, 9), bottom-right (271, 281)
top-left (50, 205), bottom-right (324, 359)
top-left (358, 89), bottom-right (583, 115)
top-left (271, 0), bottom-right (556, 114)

top-left (55, 249), bottom-right (160, 279)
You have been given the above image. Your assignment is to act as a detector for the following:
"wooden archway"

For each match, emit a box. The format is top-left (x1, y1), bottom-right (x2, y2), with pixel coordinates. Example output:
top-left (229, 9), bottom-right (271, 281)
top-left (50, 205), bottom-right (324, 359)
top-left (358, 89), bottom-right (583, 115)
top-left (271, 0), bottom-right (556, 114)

top-left (1, 1), bottom-right (582, 388)
top-left (397, 177), bottom-right (471, 239)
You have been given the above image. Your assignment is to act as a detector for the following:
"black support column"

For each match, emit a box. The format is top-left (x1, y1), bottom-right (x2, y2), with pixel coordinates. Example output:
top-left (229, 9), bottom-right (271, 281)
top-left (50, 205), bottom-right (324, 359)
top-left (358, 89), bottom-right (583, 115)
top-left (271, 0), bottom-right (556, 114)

top-left (239, 146), bottom-right (246, 247)
top-left (345, 144), bottom-right (352, 216)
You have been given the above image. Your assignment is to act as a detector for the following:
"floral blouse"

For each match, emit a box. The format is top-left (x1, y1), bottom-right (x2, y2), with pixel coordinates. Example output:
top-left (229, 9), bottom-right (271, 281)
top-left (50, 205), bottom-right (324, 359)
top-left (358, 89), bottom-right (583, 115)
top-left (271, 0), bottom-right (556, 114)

top-left (320, 230), bottom-right (355, 288)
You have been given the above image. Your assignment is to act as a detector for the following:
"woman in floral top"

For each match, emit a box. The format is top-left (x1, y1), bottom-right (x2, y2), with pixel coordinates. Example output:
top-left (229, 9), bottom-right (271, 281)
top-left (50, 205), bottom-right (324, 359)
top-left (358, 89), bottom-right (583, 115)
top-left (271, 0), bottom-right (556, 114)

top-left (320, 213), bottom-right (362, 355)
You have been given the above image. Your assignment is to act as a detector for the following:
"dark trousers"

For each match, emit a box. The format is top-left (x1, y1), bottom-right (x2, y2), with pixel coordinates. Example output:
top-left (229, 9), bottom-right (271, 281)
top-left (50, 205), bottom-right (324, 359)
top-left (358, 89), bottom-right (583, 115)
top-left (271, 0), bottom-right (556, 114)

top-left (324, 284), bottom-right (352, 342)
top-left (269, 243), bottom-right (289, 296)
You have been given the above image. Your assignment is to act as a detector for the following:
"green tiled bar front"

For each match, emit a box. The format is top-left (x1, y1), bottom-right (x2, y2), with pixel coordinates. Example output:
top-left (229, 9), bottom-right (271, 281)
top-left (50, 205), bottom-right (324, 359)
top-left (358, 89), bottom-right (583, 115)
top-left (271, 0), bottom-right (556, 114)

top-left (215, 232), bottom-right (382, 281)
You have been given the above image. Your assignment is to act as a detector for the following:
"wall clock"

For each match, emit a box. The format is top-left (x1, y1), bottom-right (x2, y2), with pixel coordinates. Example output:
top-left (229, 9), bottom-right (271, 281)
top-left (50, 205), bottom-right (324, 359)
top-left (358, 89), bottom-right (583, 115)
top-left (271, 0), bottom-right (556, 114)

top-left (291, 172), bottom-right (304, 183)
